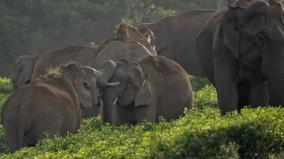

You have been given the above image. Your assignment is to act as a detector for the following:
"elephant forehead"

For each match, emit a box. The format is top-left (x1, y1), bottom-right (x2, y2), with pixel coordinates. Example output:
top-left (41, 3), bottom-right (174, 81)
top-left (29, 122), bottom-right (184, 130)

top-left (98, 41), bottom-right (153, 59)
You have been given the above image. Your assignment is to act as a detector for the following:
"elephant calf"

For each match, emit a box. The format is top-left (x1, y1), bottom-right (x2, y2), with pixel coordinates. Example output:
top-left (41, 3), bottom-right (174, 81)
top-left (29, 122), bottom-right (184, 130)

top-left (1, 62), bottom-right (118, 152)
top-left (102, 56), bottom-right (193, 126)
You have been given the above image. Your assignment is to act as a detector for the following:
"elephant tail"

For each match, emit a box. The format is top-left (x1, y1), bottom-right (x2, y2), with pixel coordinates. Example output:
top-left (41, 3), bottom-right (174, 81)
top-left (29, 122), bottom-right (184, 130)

top-left (3, 117), bottom-right (26, 153)
top-left (185, 89), bottom-right (194, 110)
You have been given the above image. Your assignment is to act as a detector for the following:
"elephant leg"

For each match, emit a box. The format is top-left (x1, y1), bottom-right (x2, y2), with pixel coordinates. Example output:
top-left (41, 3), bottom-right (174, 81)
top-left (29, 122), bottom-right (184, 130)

top-left (111, 105), bottom-right (132, 126)
top-left (249, 81), bottom-right (269, 107)
top-left (215, 76), bottom-right (239, 114)
top-left (237, 83), bottom-right (250, 112)
top-left (134, 105), bottom-right (156, 123)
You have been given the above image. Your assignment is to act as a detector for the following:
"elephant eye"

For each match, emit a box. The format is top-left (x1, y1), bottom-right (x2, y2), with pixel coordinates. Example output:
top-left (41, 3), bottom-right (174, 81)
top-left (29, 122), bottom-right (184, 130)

top-left (83, 82), bottom-right (90, 89)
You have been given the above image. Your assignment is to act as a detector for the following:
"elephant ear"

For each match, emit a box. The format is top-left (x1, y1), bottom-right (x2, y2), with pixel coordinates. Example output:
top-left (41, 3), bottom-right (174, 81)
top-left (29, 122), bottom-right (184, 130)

top-left (134, 80), bottom-right (152, 107)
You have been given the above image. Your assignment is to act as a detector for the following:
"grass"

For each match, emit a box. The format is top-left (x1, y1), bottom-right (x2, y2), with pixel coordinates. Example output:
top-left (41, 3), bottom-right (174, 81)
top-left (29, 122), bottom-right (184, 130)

top-left (0, 77), bottom-right (283, 159)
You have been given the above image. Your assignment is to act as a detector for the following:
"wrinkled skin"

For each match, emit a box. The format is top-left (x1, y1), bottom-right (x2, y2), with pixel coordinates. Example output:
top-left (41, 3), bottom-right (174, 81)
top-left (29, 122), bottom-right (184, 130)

top-left (12, 55), bottom-right (38, 89)
top-left (1, 62), bottom-right (117, 153)
top-left (196, 0), bottom-right (284, 114)
top-left (138, 9), bottom-right (217, 76)
top-left (102, 56), bottom-right (193, 126)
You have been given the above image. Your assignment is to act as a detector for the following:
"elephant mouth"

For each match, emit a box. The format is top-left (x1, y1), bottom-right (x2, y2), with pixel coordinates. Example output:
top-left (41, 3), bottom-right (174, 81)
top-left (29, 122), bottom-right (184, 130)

top-left (25, 80), bottom-right (31, 85)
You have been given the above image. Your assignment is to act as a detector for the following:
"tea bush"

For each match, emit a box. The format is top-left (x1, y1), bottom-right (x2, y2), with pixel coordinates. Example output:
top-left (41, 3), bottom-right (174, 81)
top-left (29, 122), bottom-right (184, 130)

top-left (0, 78), bottom-right (12, 94)
top-left (0, 77), bottom-right (283, 159)
top-left (0, 78), bottom-right (12, 111)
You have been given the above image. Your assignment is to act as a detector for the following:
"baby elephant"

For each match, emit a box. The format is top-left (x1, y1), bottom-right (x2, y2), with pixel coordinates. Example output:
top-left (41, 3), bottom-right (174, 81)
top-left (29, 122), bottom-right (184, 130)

top-left (102, 56), bottom-right (193, 126)
top-left (1, 62), bottom-right (118, 152)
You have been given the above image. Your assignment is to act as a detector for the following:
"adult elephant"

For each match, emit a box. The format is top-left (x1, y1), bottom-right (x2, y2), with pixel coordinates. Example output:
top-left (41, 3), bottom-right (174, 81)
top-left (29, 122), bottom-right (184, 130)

top-left (12, 55), bottom-right (38, 89)
top-left (138, 9), bottom-right (217, 76)
top-left (2, 62), bottom-right (118, 152)
top-left (31, 44), bottom-right (98, 80)
top-left (12, 43), bottom-right (98, 90)
top-left (101, 56), bottom-right (193, 126)
top-left (196, 0), bottom-right (284, 114)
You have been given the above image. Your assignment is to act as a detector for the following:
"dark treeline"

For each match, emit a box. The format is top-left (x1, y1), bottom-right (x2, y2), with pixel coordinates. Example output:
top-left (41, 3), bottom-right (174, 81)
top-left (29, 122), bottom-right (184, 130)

top-left (0, 0), bottom-right (226, 76)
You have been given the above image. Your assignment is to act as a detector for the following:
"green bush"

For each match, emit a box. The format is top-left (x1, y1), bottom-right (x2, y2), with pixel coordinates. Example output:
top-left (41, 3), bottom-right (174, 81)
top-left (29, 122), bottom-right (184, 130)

top-left (194, 84), bottom-right (218, 109)
top-left (0, 108), bottom-right (283, 159)
top-left (0, 78), bottom-right (283, 159)
top-left (189, 76), bottom-right (210, 92)
top-left (0, 78), bottom-right (12, 94)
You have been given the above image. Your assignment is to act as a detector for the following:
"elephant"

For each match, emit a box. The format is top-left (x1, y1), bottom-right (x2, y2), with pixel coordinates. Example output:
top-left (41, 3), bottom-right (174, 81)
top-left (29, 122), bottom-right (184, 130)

top-left (31, 44), bottom-right (99, 80)
top-left (137, 9), bottom-right (218, 76)
top-left (29, 24), bottom-right (156, 118)
top-left (15, 24), bottom-right (155, 89)
top-left (12, 55), bottom-right (38, 89)
top-left (12, 43), bottom-right (98, 90)
top-left (196, 0), bottom-right (284, 114)
top-left (102, 56), bottom-right (193, 126)
top-left (12, 24), bottom-right (156, 118)
top-left (1, 61), bottom-right (119, 152)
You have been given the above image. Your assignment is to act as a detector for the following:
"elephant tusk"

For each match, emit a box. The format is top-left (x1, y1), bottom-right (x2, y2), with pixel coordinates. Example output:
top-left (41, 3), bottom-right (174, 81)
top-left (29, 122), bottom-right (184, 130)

top-left (99, 98), bottom-right (104, 108)
top-left (113, 97), bottom-right (118, 105)
top-left (106, 82), bottom-right (120, 87)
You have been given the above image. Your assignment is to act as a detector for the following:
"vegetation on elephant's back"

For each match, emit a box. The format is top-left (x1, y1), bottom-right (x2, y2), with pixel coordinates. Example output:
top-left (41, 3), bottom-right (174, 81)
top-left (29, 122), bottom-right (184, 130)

top-left (0, 77), bottom-right (283, 158)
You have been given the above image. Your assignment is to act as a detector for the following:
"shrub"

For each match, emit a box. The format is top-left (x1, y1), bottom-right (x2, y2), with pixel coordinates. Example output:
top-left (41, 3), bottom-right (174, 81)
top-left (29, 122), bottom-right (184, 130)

top-left (189, 76), bottom-right (210, 92)
top-left (194, 84), bottom-right (218, 109)
top-left (0, 78), bottom-right (283, 159)
top-left (0, 78), bottom-right (12, 94)
top-left (0, 108), bottom-right (282, 159)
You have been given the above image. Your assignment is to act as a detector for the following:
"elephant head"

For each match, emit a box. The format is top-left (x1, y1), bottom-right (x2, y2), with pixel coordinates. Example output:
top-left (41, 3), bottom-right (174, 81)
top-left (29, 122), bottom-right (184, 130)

top-left (62, 61), bottom-right (119, 109)
top-left (137, 20), bottom-right (168, 53)
top-left (102, 60), bottom-right (153, 123)
top-left (94, 24), bottom-right (156, 69)
top-left (224, 0), bottom-right (284, 105)
top-left (12, 55), bottom-right (37, 89)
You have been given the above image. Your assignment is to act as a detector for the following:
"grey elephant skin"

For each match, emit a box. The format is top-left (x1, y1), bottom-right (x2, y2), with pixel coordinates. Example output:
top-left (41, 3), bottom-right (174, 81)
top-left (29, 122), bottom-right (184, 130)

top-left (12, 44), bottom-right (98, 90)
top-left (196, 0), bottom-right (284, 114)
top-left (102, 56), bottom-right (193, 126)
top-left (12, 55), bottom-right (38, 89)
top-left (2, 63), bottom-right (105, 152)
top-left (2, 61), bottom-right (118, 152)
top-left (138, 9), bottom-right (217, 76)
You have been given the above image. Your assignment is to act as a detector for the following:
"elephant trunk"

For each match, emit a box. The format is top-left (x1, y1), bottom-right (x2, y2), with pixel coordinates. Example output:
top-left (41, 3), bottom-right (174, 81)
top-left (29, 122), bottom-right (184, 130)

top-left (102, 87), bottom-right (118, 123)
top-left (267, 66), bottom-right (284, 106)
top-left (264, 44), bottom-right (284, 106)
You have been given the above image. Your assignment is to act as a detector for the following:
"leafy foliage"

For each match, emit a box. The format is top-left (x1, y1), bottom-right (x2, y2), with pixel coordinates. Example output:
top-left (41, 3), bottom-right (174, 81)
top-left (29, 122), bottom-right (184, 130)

top-left (0, 77), bottom-right (283, 158)
top-left (0, 78), bottom-right (12, 111)
top-left (194, 84), bottom-right (218, 109)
